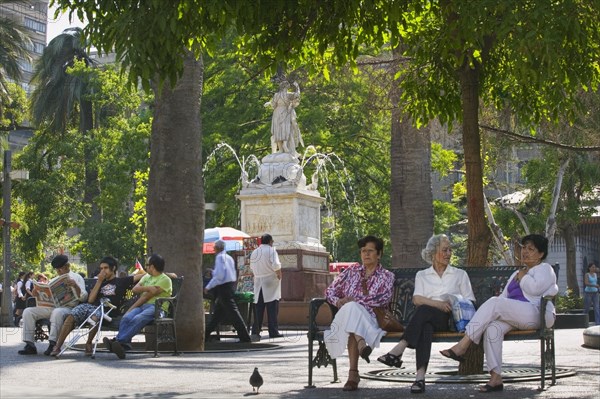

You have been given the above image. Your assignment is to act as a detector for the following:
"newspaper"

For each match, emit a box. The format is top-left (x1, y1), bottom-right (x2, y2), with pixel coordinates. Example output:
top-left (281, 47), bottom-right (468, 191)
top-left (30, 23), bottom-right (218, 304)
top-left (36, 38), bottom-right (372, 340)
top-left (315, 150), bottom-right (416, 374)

top-left (33, 274), bottom-right (79, 308)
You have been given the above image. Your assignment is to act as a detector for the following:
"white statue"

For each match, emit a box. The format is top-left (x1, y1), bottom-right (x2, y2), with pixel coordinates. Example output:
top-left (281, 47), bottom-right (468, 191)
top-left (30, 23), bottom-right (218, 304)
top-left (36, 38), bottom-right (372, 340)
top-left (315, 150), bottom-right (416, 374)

top-left (264, 81), bottom-right (303, 157)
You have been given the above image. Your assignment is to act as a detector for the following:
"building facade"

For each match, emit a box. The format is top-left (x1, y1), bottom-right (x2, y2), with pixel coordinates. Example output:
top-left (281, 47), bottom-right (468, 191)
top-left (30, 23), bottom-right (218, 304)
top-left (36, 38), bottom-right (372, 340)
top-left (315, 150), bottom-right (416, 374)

top-left (0, 0), bottom-right (48, 94)
top-left (1, 1), bottom-right (48, 151)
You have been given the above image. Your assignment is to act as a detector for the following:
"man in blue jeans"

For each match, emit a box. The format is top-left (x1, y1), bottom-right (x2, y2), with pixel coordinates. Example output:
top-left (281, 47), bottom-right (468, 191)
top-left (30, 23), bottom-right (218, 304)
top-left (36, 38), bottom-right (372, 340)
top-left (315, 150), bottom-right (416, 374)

top-left (103, 254), bottom-right (172, 359)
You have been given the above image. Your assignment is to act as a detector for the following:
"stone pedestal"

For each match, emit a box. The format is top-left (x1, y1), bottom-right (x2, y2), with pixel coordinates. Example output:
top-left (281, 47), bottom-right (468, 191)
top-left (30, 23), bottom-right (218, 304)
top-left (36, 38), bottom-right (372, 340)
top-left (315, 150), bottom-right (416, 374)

top-left (236, 153), bottom-right (335, 326)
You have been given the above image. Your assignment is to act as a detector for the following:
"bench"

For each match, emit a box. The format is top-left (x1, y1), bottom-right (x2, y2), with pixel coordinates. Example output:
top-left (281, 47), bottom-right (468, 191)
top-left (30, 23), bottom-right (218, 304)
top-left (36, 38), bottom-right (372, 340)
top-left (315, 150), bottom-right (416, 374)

top-left (307, 266), bottom-right (557, 389)
top-left (30, 276), bottom-right (184, 357)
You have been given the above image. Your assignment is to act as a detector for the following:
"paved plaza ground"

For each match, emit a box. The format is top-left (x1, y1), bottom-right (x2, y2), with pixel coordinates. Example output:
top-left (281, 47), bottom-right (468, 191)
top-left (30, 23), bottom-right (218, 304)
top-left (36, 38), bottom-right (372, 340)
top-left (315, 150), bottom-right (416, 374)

top-left (0, 326), bottom-right (598, 398)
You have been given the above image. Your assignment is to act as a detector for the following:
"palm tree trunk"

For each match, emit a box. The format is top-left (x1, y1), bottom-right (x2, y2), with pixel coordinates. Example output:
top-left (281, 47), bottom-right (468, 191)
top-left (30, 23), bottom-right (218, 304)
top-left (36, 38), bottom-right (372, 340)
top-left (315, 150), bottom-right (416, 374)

top-left (389, 45), bottom-right (433, 268)
top-left (147, 52), bottom-right (205, 350)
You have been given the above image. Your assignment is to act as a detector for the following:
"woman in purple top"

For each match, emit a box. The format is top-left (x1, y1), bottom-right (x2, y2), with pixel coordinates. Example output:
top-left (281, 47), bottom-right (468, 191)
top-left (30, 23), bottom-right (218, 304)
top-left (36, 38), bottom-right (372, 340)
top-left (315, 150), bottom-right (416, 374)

top-left (324, 235), bottom-right (395, 391)
top-left (441, 234), bottom-right (558, 393)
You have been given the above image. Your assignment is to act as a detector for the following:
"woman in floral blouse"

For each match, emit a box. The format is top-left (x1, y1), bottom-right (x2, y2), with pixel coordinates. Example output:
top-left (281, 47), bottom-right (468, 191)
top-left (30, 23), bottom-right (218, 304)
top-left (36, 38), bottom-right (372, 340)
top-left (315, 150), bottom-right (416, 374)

top-left (324, 235), bottom-right (395, 391)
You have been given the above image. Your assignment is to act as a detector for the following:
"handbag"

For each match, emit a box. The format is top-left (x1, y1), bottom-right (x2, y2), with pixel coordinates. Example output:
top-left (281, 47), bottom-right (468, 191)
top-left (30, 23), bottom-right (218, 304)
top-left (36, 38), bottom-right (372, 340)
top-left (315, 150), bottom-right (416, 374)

top-left (361, 276), bottom-right (404, 332)
top-left (374, 306), bottom-right (404, 332)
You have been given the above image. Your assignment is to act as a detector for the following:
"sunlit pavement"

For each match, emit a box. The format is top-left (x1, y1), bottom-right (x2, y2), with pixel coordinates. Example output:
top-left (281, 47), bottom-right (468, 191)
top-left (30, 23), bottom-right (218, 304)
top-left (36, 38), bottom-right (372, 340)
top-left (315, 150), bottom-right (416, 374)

top-left (0, 326), bottom-right (598, 398)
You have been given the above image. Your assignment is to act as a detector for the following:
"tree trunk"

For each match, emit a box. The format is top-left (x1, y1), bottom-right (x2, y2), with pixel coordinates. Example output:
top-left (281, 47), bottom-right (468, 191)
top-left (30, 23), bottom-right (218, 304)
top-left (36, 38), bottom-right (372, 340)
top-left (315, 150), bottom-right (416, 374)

top-left (545, 159), bottom-right (570, 247)
top-left (458, 342), bottom-right (484, 375)
top-left (458, 63), bottom-right (490, 374)
top-left (147, 52), bottom-right (205, 351)
top-left (562, 222), bottom-right (579, 296)
top-left (389, 45), bottom-right (433, 269)
top-left (459, 63), bottom-right (491, 267)
top-left (81, 99), bottom-right (101, 223)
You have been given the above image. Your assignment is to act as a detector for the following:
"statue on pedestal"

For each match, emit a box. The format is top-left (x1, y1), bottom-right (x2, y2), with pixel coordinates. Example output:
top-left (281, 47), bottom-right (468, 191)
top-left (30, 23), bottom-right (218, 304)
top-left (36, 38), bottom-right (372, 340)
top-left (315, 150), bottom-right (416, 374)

top-left (264, 81), bottom-right (303, 158)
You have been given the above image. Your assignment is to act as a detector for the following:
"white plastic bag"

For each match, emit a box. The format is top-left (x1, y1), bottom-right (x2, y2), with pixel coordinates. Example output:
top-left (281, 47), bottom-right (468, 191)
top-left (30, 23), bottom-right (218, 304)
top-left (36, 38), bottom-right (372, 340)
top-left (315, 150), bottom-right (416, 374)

top-left (448, 294), bottom-right (476, 332)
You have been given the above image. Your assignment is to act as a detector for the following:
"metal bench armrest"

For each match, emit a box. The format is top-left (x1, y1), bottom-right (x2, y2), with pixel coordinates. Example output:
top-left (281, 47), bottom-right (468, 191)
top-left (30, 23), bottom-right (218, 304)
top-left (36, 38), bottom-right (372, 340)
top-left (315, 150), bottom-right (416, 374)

top-left (307, 298), bottom-right (337, 340)
top-left (154, 297), bottom-right (176, 319)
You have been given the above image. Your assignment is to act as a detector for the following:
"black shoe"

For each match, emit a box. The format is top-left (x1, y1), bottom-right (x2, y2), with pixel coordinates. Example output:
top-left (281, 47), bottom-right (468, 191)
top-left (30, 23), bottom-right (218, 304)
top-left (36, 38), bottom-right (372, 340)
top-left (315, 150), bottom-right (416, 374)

top-left (18, 344), bottom-right (37, 355)
top-left (377, 353), bottom-right (403, 368)
top-left (479, 383), bottom-right (503, 393)
top-left (43, 341), bottom-right (56, 356)
top-left (360, 345), bottom-right (372, 363)
top-left (110, 340), bottom-right (126, 359)
top-left (410, 380), bottom-right (425, 394)
top-left (250, 334), bottom-right (261, 342)
top-left (103, 337), bottom-right (113, 352)
top-left (269, 333), bottom-right (284, 338)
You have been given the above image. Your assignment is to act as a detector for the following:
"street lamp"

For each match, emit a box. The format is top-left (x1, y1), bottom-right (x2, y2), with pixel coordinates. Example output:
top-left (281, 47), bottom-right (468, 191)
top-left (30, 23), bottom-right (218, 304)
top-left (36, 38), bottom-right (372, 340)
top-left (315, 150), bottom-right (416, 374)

top-left (1, 150), bottom-right (29, 327)
top-left (205, 202), bottom-right (218, 229)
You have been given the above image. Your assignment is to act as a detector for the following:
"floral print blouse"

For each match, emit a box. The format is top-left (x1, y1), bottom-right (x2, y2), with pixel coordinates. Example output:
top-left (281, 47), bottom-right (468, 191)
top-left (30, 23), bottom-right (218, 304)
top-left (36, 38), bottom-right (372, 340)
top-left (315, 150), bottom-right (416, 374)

top-left (325, 262), bottom-right (395, 318)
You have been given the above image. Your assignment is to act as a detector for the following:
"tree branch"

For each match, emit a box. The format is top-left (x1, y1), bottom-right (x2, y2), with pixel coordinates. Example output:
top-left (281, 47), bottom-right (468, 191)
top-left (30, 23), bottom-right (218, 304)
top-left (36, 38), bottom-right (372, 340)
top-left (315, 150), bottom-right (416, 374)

top-left (357, 56), bottom-right (412, 66)
top-left (480, 124), bottom-right (600, 151)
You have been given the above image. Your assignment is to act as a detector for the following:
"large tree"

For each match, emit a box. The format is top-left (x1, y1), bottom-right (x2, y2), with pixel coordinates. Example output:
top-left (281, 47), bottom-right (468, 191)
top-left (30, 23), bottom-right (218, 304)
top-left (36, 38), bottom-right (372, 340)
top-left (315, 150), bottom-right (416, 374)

top-left (52, 1), bottom-right (237, 350)
top-left (394, 1), bottom-right (600, 264)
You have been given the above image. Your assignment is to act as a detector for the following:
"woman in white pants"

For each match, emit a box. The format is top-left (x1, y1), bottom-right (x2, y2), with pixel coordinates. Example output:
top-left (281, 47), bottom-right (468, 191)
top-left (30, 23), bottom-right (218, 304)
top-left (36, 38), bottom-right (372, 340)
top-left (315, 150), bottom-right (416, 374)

top-left (440, 234), bottom-right (558, 392)
top-left (324, 236), bottom-right (395, 391)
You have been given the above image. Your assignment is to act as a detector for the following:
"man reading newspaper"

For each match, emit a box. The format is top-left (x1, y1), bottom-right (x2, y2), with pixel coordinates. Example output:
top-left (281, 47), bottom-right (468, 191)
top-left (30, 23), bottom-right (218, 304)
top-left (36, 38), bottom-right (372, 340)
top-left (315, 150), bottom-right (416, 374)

top-left (18, 255), bottom-right (88, 355)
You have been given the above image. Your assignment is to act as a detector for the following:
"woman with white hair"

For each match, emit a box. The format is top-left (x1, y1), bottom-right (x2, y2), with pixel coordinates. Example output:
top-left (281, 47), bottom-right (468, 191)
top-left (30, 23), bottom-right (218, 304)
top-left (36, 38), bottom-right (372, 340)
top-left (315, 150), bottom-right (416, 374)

top-left (376, 234), bottom-right (475, 394)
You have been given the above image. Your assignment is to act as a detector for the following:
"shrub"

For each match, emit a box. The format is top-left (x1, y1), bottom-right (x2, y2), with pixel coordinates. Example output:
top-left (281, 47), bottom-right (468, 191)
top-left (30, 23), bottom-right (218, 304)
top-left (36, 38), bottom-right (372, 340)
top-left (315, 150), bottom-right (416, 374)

top-left (555, 289), bottom-right (583, 312)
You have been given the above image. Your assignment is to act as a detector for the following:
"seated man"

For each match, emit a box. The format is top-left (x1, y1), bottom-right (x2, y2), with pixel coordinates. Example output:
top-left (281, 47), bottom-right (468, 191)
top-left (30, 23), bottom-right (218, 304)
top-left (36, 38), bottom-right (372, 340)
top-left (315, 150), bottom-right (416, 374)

top-left (18, 254), bottom-right (88, 356)
top-left (104, 254), bottom-right (173, 359)
top-left (204, 240), bottom-right (253, 343)
top-left (50, 256), bottom-right (146, 357)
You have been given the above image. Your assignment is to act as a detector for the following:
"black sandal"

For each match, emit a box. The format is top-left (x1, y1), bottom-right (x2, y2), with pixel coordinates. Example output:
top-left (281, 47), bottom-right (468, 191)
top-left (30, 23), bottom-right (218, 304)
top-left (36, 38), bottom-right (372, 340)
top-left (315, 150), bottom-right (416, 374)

top-left (410, 379), bottom-right (425, 394)
top-left (377, 353), bottom-right (403, 368)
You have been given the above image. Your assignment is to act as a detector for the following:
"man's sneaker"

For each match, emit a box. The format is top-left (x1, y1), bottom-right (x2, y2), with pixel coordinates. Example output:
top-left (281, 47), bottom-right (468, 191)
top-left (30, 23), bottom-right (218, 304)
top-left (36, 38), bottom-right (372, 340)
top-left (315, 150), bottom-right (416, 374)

top-left (110, 340), bottom-right (126, 359)
top-left (43, 341), bottom-right (56, 356)
top-left (18, 343), bottom-right (37, 355)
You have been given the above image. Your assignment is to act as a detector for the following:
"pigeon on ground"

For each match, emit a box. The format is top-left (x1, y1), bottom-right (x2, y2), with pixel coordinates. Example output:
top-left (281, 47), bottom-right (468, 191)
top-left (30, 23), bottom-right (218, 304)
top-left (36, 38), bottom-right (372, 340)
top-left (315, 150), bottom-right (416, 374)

top-left (249, 367), bottom-right (263, 394)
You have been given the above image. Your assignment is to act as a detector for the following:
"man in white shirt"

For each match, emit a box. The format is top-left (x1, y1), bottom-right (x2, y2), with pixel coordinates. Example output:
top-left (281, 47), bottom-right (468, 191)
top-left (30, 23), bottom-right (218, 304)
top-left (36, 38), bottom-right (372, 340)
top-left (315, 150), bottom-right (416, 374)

top-left (204, 240), bottom-right (252, 343)
top-left (18, 254), bottom-right (87, 355)
top-left (250, 234), bottom-right (283, 339)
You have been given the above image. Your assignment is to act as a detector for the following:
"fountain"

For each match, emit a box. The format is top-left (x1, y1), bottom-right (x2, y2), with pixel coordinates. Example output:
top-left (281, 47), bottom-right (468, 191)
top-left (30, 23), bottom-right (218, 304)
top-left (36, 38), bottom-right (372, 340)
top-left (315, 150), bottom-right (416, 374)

top-left (203, 80), bottom-right (361, 325)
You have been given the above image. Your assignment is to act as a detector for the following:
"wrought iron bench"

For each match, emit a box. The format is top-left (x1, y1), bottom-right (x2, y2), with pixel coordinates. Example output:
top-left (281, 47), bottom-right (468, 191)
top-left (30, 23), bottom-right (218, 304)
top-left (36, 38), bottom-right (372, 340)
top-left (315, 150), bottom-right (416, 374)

top-left (30, 276), bottom-right (183, 357)
top-left (307, 265), bottom-right (558, 389)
